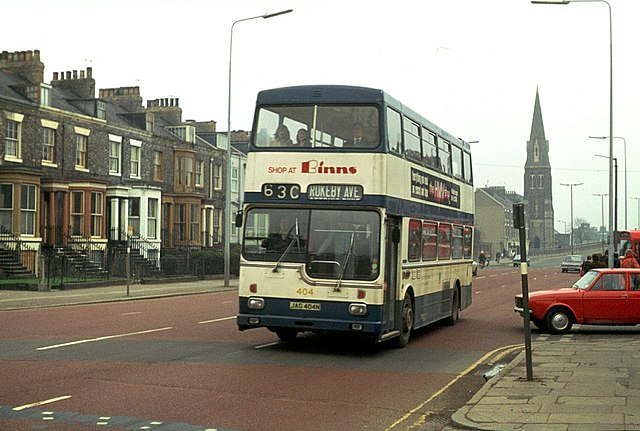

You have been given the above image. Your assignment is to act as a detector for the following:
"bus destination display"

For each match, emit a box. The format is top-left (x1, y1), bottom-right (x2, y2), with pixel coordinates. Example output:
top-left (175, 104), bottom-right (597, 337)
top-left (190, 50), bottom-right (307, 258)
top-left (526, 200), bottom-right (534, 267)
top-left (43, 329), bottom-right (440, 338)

top-left (307, 184), bottom-right (363, 201)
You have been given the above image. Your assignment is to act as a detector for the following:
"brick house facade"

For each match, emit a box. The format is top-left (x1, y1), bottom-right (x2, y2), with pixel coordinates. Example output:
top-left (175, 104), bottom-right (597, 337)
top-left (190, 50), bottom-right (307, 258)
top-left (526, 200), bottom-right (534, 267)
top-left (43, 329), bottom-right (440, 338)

top-left (0, 49), bottom-right (227, 278)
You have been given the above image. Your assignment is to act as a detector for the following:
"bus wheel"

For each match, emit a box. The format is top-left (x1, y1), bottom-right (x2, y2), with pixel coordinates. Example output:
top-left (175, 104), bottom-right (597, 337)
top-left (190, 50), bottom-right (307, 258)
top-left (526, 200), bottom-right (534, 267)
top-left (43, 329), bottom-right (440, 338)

top-left (393, 294), bottom-right (413, 348)
top-left (446, 289), bottom-right (459, 326)
top-left (275, 328), bottom-right (298, 342)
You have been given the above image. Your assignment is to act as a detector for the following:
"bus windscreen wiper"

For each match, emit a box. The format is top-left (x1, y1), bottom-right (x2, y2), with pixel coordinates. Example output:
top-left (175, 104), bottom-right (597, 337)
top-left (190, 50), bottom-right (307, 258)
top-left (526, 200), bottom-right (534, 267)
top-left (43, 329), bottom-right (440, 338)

top-left (334, 230), bottom-right (356, 291)
top-left (272, 219), bottom-right (302, 272)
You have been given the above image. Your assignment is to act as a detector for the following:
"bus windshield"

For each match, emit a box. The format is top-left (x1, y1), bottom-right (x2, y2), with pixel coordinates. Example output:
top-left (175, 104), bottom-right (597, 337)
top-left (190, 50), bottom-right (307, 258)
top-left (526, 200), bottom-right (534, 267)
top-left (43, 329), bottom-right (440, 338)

top-left (254, 105), bottom-right (379, 149)
top-left (242, 208), bottom-right (380, 281)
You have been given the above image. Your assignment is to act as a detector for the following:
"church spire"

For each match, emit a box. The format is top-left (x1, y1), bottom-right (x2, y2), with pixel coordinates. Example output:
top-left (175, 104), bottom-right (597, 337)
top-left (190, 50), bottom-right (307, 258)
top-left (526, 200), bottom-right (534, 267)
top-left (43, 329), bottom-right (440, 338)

top-left (527, 87), bottom-right (550, 166)
top-left (523, 87), bottom-right (554, 250)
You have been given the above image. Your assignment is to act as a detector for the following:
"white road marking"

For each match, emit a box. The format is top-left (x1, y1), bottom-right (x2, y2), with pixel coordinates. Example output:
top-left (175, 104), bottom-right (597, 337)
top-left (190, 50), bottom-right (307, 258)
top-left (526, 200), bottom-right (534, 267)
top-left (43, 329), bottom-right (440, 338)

top-left (198, 316), bottom-right (235, 324)
top-left (12, 396), bottom-right (71, 411)
top-left (121, 312), bottom-right (142, 316)
top-left (255, 342), bottom-right (279, 349)
top-left (36, 327), bottom-right (173, 351)
top-left (221, 300), bottom-right (234, 304)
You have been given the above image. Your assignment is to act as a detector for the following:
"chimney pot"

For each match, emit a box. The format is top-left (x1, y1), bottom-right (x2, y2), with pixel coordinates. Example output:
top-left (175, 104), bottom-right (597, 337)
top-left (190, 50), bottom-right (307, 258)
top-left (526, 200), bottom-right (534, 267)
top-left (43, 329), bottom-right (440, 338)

top-left (175, 98), bottom-right (179, 106)
top-left (53, 72), bottom-right (59, 80)
top-left (66, 71), bottom-right (71, 79)
top-left (87, 67), bottom-right (92, 78)
top-left (80, 70), bottom-right (85, 79)
top-left (73, 70), bottom-right (78, 79)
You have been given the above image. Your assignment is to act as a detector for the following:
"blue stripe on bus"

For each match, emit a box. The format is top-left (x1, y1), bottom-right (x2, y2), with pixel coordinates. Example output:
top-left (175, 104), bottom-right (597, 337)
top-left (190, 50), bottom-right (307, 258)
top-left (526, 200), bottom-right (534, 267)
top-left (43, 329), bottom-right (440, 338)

top-left (238, 297), bottom-right (384, 334)
top-left (244, 192), bottom-right (473, 224)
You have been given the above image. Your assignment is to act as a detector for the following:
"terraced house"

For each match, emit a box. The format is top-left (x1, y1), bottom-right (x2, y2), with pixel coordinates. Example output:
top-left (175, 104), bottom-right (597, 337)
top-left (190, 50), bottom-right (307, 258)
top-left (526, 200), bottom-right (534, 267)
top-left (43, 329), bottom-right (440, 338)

top-left (0, 49), bottom-right (231, 283)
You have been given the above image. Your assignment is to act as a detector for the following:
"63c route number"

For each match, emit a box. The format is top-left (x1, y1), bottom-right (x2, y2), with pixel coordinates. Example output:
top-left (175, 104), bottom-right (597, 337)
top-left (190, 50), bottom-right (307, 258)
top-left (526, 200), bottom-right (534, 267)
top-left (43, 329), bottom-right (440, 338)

top-left (262, 183), bottom-right (301, 200)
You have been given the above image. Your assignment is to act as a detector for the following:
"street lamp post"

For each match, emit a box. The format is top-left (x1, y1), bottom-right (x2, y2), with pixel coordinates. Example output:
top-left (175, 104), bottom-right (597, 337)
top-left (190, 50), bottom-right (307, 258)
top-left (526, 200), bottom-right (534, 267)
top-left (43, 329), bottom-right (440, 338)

top-left (224, 8), bottom-right (293, 287)
top-left (594, 193), bottom-right (608, 253)
top-left (590, 136), bottom-right (627, 229)
top-left (558, 220), bottom-right (568, 248)
top-left (560, 183), bottom-right (583, 255)
top-left (558, 220), bottom-right (567, 234)
top-left (532, 0), bottom-right (614, 268)
top-left (595, 154), bottom-right (618, 234)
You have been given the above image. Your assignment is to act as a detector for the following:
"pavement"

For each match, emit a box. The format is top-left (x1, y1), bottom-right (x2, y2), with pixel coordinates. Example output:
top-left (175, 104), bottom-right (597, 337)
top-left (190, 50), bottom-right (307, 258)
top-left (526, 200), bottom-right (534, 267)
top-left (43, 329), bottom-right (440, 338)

top-left (2, 277), bottom-right (640, 431)
top-left (0, 276), bottom-right (237, 310)
top-left (451, 333), bottom-right (640, 431)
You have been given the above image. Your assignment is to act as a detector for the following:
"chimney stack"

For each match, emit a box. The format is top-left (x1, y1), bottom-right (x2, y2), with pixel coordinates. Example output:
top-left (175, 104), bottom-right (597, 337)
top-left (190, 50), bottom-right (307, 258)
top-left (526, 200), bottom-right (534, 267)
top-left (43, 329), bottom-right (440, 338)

top-left (146, 96), bottom-right (182, 125)
top-left (0, 49), bottom-right (45, 83)
top-left (51, 66), bottom-right (96, 99)
top-left (98, 86), bottom-right (143, 111)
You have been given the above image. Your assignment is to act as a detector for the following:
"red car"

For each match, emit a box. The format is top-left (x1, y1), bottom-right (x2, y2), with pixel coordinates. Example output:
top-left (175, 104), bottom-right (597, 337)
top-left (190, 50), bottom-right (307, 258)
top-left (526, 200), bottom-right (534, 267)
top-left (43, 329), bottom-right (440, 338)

top-left (514, 268), bottom-right (640, 334)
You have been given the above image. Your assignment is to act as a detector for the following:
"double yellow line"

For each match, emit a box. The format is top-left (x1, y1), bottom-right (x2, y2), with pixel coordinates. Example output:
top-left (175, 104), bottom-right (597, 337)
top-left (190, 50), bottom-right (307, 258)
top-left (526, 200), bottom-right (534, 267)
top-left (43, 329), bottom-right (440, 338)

top-left (385, 343), bottom-right (524, 430)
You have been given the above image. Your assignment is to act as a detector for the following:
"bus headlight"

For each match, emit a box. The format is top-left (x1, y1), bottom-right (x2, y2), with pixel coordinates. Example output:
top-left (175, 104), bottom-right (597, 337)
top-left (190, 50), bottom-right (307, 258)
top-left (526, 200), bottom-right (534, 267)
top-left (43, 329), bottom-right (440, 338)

top-left (348, 303), bottom-right (367, 316)
top-left (248, 297), bottom-right (265, 310)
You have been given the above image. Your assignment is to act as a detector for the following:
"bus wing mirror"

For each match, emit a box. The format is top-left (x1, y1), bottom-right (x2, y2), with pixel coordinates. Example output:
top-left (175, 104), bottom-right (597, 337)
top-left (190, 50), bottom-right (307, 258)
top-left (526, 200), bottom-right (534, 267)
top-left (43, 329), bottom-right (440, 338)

top-left (235, 210), bottom-right (243, 228)
top-left (392, 227), bottom-right (401, 244)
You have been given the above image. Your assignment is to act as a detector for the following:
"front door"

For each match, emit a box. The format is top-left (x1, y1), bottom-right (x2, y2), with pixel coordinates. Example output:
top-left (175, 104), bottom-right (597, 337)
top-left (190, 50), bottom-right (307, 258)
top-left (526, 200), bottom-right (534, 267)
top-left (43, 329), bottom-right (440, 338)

top-left (383, 217), bottom-right (400, 334)
top-left (584, 273), bottom-right (631, 324)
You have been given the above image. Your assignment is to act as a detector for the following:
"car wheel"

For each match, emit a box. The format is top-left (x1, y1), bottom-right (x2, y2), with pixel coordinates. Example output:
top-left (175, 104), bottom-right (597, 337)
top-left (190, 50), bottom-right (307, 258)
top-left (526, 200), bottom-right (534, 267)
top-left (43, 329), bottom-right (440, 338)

top-left (393, 293), bottom-right (413, 348)
top-left (545, 308), bottom-right (573, 335)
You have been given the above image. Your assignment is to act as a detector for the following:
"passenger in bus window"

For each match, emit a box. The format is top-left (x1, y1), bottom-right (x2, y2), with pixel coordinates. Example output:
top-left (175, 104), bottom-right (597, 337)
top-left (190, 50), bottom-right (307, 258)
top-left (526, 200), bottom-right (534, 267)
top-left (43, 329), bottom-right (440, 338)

top-left (271, 125), bottom-right (293, 147)
top-left (295, 128), bottom-right (311, 147)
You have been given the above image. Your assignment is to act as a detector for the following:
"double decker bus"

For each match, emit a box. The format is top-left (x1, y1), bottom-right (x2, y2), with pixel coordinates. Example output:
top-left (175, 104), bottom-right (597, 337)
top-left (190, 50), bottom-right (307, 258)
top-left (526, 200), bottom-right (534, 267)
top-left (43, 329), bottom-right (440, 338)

top-left (236, 85), bottom-right (474, 347)
top-left (618, 230), bottom-right (640, 258)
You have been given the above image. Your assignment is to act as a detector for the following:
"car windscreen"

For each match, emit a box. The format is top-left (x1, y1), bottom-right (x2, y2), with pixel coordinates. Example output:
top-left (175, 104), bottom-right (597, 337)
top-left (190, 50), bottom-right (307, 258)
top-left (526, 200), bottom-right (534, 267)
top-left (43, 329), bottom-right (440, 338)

top-left (573, 270), bottom-right (600, 289)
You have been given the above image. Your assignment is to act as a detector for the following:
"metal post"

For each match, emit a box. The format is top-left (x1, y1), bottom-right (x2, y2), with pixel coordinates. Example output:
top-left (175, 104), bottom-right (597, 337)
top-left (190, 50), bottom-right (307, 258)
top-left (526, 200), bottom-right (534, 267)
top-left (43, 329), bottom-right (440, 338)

top-left (560, 183), bottom-right (583, 256)
top-left (594, 193), bottom-right (608, 254)
top-left (513, 203), bottom-right (533, 381)
top-left (126, 246), bottom-right (130, 297)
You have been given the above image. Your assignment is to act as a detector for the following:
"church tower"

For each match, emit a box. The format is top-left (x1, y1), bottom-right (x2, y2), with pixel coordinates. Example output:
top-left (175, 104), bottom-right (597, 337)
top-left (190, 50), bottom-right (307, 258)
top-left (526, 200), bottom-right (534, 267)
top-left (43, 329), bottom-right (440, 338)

top-left (524, 89), bottom-right (555, 250)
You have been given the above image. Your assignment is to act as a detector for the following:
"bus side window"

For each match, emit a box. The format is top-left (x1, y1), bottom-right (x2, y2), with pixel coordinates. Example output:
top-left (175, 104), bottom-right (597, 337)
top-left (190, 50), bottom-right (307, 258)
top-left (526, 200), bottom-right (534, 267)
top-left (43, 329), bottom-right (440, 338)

top-left (463, 226), bottom-right (473, 259)
top-left (632, 275), bottom-right (640, 291)
top-left (438, 223), bottom-right (452, 259)
top-left (422, 222), bottom-right (437, 261)
top-left (386, 107), bottom-right (403, 154)
top-left (408, 219), bottom-right (421, 261)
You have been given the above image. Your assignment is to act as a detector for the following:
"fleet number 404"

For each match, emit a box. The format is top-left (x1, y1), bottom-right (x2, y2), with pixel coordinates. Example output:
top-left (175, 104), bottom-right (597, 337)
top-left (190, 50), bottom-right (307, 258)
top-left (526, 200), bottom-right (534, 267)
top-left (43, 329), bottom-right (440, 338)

top-left (296, 288), bottom-right (314, 296)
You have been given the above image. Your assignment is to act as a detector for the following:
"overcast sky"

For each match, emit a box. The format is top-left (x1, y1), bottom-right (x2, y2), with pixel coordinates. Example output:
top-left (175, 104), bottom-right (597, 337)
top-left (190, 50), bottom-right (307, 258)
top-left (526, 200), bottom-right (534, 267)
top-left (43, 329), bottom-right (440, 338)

top-left (4, 0), bottom-right (640, 232)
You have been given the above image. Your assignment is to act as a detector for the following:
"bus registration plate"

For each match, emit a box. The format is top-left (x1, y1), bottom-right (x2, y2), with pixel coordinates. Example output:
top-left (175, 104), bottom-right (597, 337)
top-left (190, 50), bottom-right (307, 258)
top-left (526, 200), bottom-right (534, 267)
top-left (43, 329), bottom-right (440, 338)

top-left (290, 302), bottom-right (321, 311)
